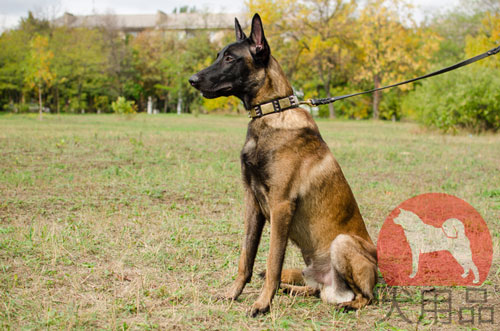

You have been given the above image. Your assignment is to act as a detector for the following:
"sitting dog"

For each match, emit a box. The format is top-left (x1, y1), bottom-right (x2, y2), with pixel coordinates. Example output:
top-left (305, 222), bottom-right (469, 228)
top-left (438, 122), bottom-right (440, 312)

top-left (189, 13), bottom-right (377, 316)
top-left (393, 208), bottom-right (479, 283)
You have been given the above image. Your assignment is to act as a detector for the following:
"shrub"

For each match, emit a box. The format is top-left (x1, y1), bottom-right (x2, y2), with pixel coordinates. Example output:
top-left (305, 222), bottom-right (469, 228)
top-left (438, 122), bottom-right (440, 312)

top-left (403, 67), bottom-right (500, 133)
top-left (111, 96), bottom-right (137, 114)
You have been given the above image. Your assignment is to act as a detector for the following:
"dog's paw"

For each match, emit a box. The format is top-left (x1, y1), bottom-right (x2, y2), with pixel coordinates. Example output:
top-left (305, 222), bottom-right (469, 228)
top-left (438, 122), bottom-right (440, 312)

top-left (335, 302), bottom-right (356, 312)
top-left (249, 302), bottom-right (270, 317)
top-left (335, 295), bottom-right (370, 311)
top-left (215, 283), bottom-right (244, 301)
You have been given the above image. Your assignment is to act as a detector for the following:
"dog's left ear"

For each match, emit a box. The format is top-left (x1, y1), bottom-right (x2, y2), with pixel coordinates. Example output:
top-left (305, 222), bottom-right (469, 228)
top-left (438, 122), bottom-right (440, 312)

top-left (249, 13), bottom-right (270, 64)
top-left (235, 18), bottom-right (247, 41)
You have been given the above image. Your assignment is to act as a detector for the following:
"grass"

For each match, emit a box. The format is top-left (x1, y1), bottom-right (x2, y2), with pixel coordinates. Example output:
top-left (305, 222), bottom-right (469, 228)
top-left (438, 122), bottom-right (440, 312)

top-left (0, 113), bottom-right (499, 330)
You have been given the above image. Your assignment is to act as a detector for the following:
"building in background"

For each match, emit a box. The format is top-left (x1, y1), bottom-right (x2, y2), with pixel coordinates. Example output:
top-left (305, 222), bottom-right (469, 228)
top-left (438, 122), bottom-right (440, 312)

top-left (53, 11), bottom-right (248, 41)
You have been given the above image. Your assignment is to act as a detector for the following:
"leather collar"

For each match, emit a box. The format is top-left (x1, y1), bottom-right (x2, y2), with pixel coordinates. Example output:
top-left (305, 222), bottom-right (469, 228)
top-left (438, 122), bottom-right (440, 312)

top-left (248, 95), bottom-right (299, 118)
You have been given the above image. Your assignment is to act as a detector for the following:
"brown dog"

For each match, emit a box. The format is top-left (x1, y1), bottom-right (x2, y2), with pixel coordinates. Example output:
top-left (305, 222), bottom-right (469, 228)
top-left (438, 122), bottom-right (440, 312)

top-left (189, 13), bottom-right (377, 317)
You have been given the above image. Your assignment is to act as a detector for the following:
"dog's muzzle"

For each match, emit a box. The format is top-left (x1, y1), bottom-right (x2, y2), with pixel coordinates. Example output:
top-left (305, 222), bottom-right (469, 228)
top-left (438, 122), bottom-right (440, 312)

top-left (188, 74), bottom-right (200, 89)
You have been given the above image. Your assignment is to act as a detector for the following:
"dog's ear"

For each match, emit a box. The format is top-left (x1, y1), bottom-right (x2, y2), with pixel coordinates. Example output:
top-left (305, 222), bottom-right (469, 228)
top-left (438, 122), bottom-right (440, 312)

top-left (234, 18), bottom-right (246, 41)
top-left (249, 13), bottom-right (270, 64)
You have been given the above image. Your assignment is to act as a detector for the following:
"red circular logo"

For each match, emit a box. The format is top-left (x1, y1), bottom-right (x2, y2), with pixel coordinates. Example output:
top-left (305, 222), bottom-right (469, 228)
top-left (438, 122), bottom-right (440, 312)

top-left (377, 193), bottom-right (492, 286)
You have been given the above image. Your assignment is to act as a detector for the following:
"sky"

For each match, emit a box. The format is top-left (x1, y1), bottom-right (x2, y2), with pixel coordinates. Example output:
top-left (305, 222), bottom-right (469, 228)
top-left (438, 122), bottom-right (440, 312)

top-left (0, 0), bottom-right (461, 31)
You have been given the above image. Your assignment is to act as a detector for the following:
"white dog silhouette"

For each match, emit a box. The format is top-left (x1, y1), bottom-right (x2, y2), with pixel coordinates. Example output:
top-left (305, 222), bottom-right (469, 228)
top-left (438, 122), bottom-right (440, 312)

top-left (393, 208), bottom-right (479, 283)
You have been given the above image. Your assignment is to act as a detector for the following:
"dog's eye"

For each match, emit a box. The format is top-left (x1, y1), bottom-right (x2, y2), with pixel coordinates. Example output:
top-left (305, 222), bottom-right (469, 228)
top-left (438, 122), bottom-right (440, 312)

top-left (224, 55), bottom-right (234, 63)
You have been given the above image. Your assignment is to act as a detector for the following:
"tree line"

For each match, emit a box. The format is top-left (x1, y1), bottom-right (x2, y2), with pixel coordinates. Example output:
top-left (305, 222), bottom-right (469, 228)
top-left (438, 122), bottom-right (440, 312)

top-left (0, 0), bottom-right (499, 131)
top-left (0, 11), bottom-right (218, 116)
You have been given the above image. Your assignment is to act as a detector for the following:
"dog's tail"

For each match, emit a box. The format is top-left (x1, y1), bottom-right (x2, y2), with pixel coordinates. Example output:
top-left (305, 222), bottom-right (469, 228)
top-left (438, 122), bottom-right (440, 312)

top-left (441, 218), bottom-right (466, 239)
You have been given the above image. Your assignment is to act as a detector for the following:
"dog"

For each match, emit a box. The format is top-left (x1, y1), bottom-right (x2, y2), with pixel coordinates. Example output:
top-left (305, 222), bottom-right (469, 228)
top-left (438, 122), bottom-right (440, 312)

top-left (189, 13), bottom-right (377, 316)
top-left (393, 208), bottom-right (479, 283)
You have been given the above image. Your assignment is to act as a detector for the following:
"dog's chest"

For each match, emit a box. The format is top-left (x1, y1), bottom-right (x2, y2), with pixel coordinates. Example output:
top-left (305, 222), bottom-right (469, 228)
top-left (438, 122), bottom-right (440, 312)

top-left (240, 137), bottom-right (272, 215)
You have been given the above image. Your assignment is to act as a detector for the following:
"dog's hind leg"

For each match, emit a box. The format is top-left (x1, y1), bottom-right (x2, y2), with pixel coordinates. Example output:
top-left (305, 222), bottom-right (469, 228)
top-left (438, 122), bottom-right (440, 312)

top-left (329, 234), bottom-right (378, 309)
top-left (281, 268), bottom-right (306, 285)
top-left (259, 268), bottom-right (306, 285)
top-left (280, 284), bottom-right (319, 297)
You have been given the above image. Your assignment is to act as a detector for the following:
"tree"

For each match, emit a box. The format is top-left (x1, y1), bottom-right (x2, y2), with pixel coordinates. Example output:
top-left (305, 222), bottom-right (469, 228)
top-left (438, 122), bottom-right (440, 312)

top-left (131, 30), bottom-right (171, 111)
top-left (24, 34), bottom-right (54, 118)
top-left (132, 28), bottom-right (222, 113)
top-left (465, 11), bottom-right (500, 68)
top-left (0, 29), bottom-right (30, 110)
top-left (426, 0), bottom-right (491, 65)
top-left (356, 0), bottom-right (439, 119)
top-left (50, 27), bottom-right (107, 113)
top-left (97, 14), bottom-right (136, 103)
top-left (0, 12), bottom-right (49, 111)
top-left (247, 0), bottom-right (304, 80)
top-left (298, 0), bottom-right (359, 118)
top-left (248, 0), bottom-right (360, 118)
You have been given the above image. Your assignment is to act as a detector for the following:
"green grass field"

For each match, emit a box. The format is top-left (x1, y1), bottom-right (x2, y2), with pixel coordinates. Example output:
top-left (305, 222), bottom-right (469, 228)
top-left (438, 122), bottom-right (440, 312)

top-left (1, 113), bottom-right (499, 330)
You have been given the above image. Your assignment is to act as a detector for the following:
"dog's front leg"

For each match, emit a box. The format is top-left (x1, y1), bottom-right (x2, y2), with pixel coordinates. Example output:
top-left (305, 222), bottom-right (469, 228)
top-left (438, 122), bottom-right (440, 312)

top-left (223, 189), bottom-right (266, 300)
top-left (250, 200), bottom-right (293, 317)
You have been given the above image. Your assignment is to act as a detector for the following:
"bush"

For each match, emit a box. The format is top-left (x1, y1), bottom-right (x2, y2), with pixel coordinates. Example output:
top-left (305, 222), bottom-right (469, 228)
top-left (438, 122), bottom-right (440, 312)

top-left (111, 97), bottom-right (137, 114)
top-left (202, 96), bottom-right (241, 113)
top-left (403, 67), bottom-right (500, 133)
top-left (8, 103), bottom-right (40, 113)
top-left (68, 97), bottom-right (87, 113)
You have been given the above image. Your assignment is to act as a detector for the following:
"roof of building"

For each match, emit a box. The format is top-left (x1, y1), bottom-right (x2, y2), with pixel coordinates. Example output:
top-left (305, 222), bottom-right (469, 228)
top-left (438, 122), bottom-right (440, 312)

top-left (53, 11), bottom-right (249, 31)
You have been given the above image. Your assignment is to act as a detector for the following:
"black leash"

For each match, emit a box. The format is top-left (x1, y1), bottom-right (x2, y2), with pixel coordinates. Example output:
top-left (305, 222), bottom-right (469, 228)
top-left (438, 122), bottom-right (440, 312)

top-left (300, 45), bottom-right (500, 107)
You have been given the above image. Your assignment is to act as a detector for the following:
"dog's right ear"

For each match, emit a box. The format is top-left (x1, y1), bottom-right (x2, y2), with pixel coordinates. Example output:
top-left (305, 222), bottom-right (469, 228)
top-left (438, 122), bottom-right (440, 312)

top-left (235, 18), bottom-right (246, 41)
top-left (249, 13), bottom-right (270, 64)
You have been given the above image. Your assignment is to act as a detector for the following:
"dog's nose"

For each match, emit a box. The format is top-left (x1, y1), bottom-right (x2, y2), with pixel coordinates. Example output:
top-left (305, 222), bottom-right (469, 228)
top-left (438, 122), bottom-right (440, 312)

top-left (189, 74), bottom-right (200, 87)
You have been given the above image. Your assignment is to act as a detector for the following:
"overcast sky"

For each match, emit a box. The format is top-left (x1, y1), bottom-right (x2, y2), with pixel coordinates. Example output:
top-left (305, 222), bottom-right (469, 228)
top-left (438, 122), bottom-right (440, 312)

top-left (1, 0), bottom-right (461, 31)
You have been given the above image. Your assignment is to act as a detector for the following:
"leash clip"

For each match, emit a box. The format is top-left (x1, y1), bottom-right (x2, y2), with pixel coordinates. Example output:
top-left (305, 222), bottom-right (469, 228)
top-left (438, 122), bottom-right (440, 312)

top-left (299, 99), bottom-right (315, 107)
top-left (488, 45), bottom-right (500, 55)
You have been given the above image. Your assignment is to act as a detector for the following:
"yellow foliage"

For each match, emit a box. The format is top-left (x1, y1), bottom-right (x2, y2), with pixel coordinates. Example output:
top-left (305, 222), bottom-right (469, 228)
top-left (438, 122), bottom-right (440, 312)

top-left (465, 12), bottom-right (500, 69)
top-left (25, 34), bottom-right (54, 89)
top-left (203, 96), bottom-right (241, 112)
top-left (247, 0), bottom-right (297, 26)
top-left (355, 0), bottom-right (440, 88)
top-left (245, 0), bottom-right (441, 119)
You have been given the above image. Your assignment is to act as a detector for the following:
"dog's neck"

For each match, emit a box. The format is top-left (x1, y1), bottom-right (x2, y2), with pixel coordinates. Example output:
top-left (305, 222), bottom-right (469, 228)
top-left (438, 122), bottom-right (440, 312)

top-left (243, 56), bottom-right (293, 110)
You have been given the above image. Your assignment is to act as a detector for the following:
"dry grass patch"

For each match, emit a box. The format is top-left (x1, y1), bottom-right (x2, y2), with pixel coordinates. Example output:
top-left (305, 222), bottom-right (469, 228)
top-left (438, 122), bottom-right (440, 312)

top-left (1, 113), bottom-right (499, 329)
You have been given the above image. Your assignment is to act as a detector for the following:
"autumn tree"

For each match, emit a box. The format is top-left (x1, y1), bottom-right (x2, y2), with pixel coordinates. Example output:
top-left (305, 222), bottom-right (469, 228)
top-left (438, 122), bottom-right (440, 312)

top-left (0, 12), bottom-right (49, 111)
top-left (428, 9), bottom-right (483, 63)
top-left (50, 27), bottom-right (107, 113)
top-left (465, 10), bottom-right (500, 68)
top-left (248, 0), bottom-right (360, 118)
top-left (247, 0), bottom-right (304, 80)
top-left (97, 14), bottom-right (136, 103)
top-left (356, 0), bottom-right (439, 119)
top-left (24, 34), bottom-right (54, 118)
top-left (299, 0), bottom-right (360, 118)
top-left (131, 30), bottom-right (171, 110)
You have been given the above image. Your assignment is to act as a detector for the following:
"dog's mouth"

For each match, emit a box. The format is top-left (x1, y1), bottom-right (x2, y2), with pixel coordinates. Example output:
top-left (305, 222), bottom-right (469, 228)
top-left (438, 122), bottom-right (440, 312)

top-left (199, 83), bottom-right (233, 99)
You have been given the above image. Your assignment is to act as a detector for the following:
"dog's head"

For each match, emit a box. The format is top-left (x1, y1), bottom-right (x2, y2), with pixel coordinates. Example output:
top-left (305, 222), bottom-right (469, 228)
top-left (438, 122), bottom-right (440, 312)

top-left (393, 208), bottom-right (417, 228)
top-left (188, 13), bottom-right (270, 100)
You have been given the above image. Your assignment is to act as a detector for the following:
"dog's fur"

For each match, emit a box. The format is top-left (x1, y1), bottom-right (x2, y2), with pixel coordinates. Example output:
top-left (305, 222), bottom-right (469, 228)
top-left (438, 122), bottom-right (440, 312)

top-left (189, 14), bottom-right (377, 316)
top-left (393, 208), bottom-right (479, 283)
